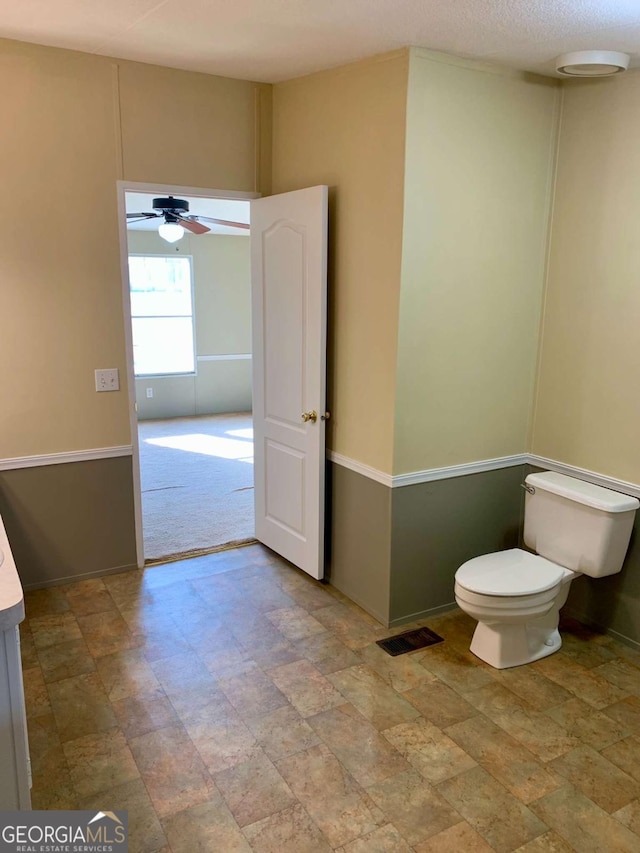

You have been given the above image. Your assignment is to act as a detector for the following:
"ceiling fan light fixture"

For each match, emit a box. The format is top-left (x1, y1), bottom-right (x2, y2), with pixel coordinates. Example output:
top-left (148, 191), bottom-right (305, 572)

top-left (158, 222), bottom-right (185, 243)
top-left (555, 50), bottom-right (630, 77)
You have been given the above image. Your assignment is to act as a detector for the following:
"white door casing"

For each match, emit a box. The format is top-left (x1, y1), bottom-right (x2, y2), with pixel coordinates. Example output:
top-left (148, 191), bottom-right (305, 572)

top-left (251, 186), bottom-right (328, 579)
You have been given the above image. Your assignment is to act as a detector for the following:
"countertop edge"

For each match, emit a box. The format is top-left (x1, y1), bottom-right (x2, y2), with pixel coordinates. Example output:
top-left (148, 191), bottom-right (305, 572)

top-left (0, 597), bottom-right (25, 631)
top-left (0, 515), bottom-right (25, 631)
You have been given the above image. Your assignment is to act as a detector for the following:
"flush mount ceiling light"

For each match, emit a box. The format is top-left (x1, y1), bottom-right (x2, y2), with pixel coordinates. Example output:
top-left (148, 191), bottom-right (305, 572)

top-left (555, 50), bottom-right (630, 77)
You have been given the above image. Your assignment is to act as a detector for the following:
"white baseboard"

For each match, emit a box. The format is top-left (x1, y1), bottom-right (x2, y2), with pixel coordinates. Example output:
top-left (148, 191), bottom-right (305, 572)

top-left (22, 561), bottom-right (138, 591)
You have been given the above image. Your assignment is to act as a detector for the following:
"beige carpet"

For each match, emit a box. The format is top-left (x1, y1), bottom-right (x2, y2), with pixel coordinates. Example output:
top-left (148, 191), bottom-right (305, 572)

top-left (138, 413), bottom-right (255, 561)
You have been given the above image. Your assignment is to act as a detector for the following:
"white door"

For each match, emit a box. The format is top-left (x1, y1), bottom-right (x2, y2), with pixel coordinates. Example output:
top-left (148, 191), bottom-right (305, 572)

top-left (251, 186), bottom-right (328, 579)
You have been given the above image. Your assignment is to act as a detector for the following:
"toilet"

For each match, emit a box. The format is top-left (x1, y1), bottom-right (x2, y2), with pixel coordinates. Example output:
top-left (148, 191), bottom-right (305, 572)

top-left (454, 471), bottom-right (639, 669)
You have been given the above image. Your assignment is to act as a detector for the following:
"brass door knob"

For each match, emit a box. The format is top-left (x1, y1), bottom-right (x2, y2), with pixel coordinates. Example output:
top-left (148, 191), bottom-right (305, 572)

top-left (301, 410), bottom-right (318, 423)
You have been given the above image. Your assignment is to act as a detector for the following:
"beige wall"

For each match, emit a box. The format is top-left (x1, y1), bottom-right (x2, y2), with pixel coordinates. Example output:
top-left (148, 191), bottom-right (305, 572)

top-left (394, 50), bottom-right (560, 473)
top-left (272, 51), bottom-right (409, 474)
top-left (118, 61), bottom-right (266, 191)
top-left (127, 230), bottom-right (252, 418)
top-left (191, 235), bottom-right (252, 355)
top-left (0, 38), bottom-right (268, 459)
top-left (1, 42), bottom-right (124, 458)
top-left (532, 72), bottom-right (640, 484)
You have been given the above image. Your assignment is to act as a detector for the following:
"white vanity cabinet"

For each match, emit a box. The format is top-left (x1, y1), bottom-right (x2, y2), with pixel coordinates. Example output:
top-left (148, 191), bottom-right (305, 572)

top-left (0, 515), bottom-right (31, 809)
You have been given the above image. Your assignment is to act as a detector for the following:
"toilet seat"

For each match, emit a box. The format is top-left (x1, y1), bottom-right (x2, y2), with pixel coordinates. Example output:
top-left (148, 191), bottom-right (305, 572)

top-left (455, 548), bottom-right (566, 596)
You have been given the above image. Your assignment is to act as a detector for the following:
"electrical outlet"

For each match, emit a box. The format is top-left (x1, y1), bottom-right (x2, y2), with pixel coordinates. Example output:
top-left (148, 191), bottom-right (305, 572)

top-left (95, 368), bottom-right (120, 392)
top-left (146, 388), bottom-right (153, 398)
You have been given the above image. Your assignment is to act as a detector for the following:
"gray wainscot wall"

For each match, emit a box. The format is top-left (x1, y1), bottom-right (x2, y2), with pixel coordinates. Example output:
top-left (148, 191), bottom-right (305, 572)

top-left (329, 458), bottom-right (640, 650)
top-left (328, 463), bottom-right (393, 625)
top-left (389, 465), bottom-right (525, 626)
top-left (328, 460), bottom-right (526, 628)
top-left (0, 457), bottom-right (137, 589)
top-left (5, 451), bottom-right (638, 653)
top-left (329, 456), bottom-right (640, 648)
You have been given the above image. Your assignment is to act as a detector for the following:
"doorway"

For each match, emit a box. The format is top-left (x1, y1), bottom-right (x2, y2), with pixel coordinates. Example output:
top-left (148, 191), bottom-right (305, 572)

top-left (137, 413), bottom-right (255, 560)
top-left (117, 181), bottom-right (259, 566)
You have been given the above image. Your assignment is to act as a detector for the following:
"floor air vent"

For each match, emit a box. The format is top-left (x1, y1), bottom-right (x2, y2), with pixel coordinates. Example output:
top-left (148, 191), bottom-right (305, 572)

top-left (376, 626), bottom-right (444, 656)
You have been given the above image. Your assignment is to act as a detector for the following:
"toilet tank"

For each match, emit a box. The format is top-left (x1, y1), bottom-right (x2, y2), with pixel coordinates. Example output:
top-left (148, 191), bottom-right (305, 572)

top-left (523, 472), bottom-right (639, 577)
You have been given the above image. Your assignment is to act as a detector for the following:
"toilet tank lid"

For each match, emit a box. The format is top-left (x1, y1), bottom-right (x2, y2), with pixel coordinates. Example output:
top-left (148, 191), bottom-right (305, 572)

top-left (525, 472), bottom-right (640, 513)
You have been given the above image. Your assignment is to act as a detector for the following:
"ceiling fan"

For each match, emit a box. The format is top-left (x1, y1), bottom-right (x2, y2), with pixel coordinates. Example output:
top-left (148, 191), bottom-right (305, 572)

top-left (126, 196), bottom-right (250, 243)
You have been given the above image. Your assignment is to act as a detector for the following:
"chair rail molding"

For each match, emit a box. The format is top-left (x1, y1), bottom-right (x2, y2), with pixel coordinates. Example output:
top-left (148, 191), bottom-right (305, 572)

top-left (327, 451), bottom-right (527, 488)
top-left (0, 446), bottom-right (133, 471)
top-left (329, 450), bottom-right (640, 496)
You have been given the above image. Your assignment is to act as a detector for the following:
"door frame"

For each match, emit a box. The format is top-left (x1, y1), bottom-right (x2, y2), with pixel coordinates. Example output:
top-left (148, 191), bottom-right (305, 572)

top-left (116, 180), bottom-right (259, 568)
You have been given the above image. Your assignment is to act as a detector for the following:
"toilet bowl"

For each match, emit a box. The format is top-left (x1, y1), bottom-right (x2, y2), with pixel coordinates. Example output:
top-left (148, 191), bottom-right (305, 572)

top-left (455, 549), bottom-right (574, 668)
top-left (454, 471), bottom-right (639, 670)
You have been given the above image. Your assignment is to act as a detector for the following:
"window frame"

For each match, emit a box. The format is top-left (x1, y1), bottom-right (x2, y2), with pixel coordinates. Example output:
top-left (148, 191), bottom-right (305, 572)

top-left (128, 252), bottom-right (197, 378)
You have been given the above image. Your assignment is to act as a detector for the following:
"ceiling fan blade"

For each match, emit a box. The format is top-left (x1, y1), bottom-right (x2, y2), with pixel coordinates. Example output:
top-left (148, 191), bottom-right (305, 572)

top-left (127, 216), bottom-right (163, 225)
top-left (196, 216), bottom-right (250, 230)
top-left (177, 216), bottom-right (210, 235)
top-left (126, 212), bottom-right (159, 219)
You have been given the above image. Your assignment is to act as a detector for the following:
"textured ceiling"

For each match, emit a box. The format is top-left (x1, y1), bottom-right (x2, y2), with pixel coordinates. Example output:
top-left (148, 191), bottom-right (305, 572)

top-left (2, 1), bottom-right (640, 82)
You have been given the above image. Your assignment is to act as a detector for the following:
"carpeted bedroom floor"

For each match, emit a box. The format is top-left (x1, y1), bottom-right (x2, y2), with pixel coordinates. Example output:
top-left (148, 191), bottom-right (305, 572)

top-left (137, 413), bottom-right (255, 561)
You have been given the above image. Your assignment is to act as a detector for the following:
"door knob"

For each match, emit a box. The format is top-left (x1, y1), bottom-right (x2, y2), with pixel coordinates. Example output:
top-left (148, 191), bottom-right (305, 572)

top-left (301, 410), bottom-right (318, 423)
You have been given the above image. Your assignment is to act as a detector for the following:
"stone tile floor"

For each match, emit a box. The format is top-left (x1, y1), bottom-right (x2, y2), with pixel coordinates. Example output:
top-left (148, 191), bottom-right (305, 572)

top-left (20, 543), bottom-right (640, 852)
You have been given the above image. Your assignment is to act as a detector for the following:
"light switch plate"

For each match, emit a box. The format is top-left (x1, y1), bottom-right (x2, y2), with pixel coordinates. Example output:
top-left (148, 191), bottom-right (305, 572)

top-left (95, 368), bottom-right (120, 392)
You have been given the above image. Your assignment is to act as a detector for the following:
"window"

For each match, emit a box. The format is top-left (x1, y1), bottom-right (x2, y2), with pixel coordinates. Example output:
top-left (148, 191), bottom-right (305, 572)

top-left (128, 255), bottom-right (195, 376)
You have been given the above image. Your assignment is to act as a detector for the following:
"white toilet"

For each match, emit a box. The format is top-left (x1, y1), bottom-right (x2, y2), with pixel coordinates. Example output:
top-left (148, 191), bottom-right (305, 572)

top-left (454, 471), bottom-right (639, 669)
